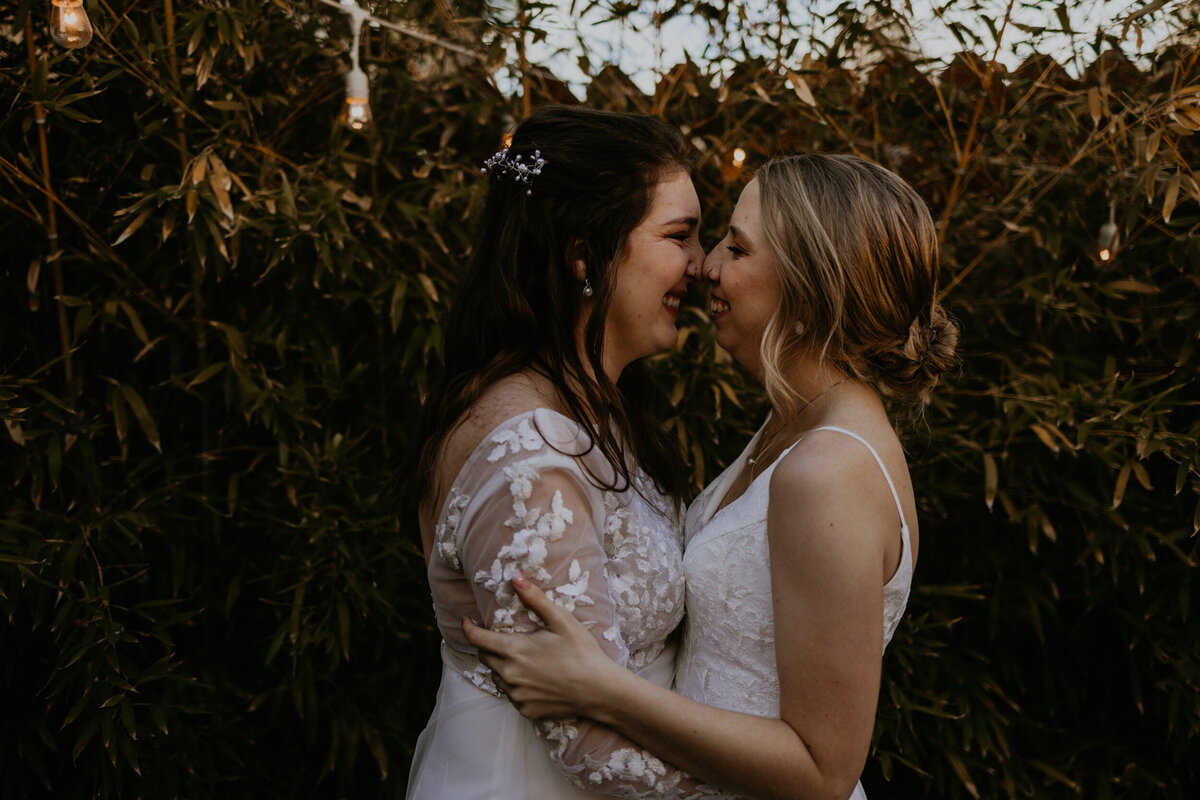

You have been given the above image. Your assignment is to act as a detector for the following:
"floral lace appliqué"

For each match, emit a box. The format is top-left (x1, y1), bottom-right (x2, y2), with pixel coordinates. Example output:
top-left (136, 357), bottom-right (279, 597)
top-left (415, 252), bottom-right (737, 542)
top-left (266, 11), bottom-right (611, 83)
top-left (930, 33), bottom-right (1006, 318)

top-left (487, 418), bottom-right (545, 463)
top-left (474, 462), bottom-right (595, 630)
top-left (544, 559), bottom-right (593, 614)
top-left (461, 662), bottom-right (502, 697)
top-left (434, 488), bottom-right (470, 571)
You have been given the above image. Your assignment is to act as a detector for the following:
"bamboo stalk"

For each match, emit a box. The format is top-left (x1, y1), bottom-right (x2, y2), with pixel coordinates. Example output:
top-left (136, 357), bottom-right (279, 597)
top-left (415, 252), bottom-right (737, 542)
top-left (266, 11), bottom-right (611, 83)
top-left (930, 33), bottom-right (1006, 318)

top-left (24, 15), bottom-right (74, 386)
top-left (163, 0), bottom-right (215, 536)
top-left (163, 0), bottom-right (188, 171)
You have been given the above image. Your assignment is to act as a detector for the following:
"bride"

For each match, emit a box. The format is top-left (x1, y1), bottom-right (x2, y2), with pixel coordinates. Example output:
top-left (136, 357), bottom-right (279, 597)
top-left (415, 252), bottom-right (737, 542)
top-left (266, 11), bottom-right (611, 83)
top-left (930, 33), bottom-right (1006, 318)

top-left (465, 153), bottom-right (960, 799)
top-left (406, 105), bottom-right (720, 799)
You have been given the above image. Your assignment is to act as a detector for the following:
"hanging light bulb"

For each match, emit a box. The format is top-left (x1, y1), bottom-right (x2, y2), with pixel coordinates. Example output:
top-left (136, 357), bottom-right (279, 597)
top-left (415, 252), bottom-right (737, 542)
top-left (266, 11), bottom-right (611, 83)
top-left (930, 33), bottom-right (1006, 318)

top-left (329, 0), bottom-right (373, 132)
top-left (1098, 203), bottom-right (1119, 262)
top-left (732, 147), bottom-right (747, 168)
top-left (341, 65), bottom-right (372, 131)
top-left (49, 0), bottom-right (94, 49)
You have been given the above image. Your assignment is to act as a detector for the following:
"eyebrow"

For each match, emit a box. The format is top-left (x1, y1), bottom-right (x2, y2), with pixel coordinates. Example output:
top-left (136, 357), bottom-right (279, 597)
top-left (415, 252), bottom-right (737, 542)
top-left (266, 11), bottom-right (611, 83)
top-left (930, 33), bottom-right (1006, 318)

top-left (728, 225), bottom-right (754, 250)
top-left (663, 215), bottom-right (700, 227)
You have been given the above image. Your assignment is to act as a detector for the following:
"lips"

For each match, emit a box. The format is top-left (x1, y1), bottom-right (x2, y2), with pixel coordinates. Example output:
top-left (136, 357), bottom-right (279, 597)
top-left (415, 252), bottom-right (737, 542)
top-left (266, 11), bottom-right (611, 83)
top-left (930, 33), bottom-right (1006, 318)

top-left (663, 292), bottom-right (683, 316)
top-left (709, 295), bottom-right (730, 317)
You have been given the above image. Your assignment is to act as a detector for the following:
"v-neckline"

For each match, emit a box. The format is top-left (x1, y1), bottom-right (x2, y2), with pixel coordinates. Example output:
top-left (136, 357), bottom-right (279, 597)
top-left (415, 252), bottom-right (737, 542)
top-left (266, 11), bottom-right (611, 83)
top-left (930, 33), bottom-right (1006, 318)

top-left (702, 419), bottom-right (803, 525)
top-left (711, 441), bottom-right (802, 520)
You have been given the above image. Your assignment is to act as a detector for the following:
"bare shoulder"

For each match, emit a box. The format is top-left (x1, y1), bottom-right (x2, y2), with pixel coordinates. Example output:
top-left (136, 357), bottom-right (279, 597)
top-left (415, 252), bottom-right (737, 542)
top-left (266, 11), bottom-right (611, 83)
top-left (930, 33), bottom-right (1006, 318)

top-left (432, 373), bottom-right (564, 501)
top-left (769, 427), bottom-right (890, 501)
top-left (767, 427), bottom-right (909, 576)
top-left (448, 373), bottom-right (561, 453)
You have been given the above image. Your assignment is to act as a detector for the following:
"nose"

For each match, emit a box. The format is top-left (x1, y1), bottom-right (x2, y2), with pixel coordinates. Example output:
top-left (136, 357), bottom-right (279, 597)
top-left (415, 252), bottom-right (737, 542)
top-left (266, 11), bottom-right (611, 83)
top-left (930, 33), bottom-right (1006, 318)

top-left (683, 238), bottom-right (704, 281)
top-left (701, 247), bottom-right (722, 284)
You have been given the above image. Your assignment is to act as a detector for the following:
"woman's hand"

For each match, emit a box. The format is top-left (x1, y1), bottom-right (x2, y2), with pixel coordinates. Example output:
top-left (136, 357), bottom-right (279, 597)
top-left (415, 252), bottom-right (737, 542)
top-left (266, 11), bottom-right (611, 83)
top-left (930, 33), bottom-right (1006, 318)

top-left (463, 575), bottom-right (623, 720)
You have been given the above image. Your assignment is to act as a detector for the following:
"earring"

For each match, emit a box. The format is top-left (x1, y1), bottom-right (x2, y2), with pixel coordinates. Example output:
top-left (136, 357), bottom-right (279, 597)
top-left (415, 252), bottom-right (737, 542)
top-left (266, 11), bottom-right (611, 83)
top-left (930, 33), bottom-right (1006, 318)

top-left (793, 321), bottom-right (805, 336)
top-left (583, 279), bottom-right (594, 298)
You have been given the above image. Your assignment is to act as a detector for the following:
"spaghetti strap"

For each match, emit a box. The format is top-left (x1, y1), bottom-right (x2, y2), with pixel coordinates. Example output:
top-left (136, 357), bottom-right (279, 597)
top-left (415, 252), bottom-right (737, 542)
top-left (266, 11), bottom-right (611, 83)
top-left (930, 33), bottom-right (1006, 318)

top-left (808, 426), bottom-right (909, 533)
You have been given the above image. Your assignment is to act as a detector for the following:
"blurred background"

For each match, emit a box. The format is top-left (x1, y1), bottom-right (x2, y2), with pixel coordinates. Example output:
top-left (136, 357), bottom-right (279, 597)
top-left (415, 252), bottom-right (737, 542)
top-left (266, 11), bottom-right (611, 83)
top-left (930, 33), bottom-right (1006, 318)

top-left (1, 0), bottom-right (1198, 797)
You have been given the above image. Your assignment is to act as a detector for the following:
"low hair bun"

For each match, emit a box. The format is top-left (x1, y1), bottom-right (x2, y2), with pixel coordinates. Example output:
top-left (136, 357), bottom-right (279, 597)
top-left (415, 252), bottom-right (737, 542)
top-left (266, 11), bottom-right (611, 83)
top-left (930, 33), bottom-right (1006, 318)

top-left (923, 304), bottom-right (960, 376)
top-left (871, 303), bottom-right (960, 400)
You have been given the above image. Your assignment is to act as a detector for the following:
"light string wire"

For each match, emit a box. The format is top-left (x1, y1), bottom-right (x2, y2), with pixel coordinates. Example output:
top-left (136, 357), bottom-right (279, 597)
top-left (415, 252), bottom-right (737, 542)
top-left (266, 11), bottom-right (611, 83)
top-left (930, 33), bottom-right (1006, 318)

top-left (314, 0), bottom-right (484, 61)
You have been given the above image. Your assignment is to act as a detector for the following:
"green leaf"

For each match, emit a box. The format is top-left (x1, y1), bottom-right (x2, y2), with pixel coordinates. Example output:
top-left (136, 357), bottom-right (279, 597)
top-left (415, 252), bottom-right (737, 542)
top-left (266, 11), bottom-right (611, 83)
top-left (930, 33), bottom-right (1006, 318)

top-left (72, 717), bottom-right (99, 762)
top-left (118, 301), bottom-right (151, 345)
top-left (186, 362), bottom-right (227, 389)
top-left (118, 385), bottom-right (161, 452)
top-left (0, 554), bottom-right (41, 565)
top-left (337, 598), bottom-right (351, 661)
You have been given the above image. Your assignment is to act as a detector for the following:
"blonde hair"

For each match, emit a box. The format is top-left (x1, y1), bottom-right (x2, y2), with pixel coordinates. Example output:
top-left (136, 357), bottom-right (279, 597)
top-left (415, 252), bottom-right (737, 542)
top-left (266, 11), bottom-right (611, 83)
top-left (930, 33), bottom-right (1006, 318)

top-left (755, 153), bottom-right (959, 414)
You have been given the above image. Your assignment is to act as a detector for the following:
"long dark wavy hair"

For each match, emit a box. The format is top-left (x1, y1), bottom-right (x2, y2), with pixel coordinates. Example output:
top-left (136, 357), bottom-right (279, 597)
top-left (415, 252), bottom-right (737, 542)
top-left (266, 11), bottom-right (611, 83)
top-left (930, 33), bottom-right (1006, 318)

top-left (410, 106), bottom-right (694, 520)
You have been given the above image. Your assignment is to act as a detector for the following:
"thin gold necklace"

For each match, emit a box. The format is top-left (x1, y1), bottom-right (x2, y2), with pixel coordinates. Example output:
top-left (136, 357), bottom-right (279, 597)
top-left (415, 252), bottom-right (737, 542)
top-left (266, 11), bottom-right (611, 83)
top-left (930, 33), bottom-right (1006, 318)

top-left (746, 377), bottom-right (848, 474)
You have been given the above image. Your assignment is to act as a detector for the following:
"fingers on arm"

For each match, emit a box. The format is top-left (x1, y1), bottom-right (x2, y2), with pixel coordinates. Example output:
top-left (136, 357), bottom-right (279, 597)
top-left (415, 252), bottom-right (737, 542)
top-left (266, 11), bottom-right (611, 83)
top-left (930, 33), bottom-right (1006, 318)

top-left (463, 618), bottom-right (510, 656)
top-left (511, 575), bottom-right (574, 629)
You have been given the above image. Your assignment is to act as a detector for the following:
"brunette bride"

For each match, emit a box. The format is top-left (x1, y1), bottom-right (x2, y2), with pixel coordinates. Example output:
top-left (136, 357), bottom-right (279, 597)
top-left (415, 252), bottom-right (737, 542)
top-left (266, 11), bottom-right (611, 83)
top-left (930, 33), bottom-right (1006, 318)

top-left (466, 153), bottom-right (960, 800)
top-left (406, 105), bottom-right (724, 799)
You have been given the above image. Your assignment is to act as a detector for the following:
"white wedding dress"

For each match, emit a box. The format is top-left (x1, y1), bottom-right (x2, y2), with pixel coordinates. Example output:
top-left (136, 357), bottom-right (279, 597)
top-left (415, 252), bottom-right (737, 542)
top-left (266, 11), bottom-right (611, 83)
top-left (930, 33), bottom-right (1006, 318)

top-left (675, 424), bottom-right (915, 800)
top-left (407, 409), bottom-right (718, 799)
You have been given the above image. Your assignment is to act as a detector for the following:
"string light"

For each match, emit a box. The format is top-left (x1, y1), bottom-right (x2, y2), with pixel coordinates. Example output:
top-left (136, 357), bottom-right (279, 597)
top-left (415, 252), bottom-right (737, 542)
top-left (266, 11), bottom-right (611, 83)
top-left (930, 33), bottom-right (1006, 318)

top-left (732, 147), bottom-right (747, 167)
top-left (49, 0), bottom-right (94, 49)
top-left (1098, 202), bottom-right (1119, 262)
top-left (319, 0), bottom-right (374, 131)
top-left (316, 0), bottom-right (487, 130)
top-left (341, 65), bottom-right (372, 131)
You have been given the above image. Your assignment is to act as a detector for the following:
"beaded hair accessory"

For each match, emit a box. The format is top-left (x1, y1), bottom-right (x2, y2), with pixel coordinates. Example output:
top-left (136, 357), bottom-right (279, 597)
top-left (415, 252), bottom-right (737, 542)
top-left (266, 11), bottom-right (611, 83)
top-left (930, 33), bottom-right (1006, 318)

top-left (481, 147), bottom-right (547, 195)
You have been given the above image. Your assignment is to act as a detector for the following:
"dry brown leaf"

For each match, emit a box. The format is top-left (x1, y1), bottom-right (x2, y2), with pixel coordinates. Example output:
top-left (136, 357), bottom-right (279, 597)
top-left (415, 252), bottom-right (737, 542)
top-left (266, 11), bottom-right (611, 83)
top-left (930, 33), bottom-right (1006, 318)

top-left (1087, 86), bottom-right (1102, 125)
top-left (113, 207), bottom-right (154, 246)
top-left (1112, 461), bottom-right (1132, 509)
top-left (787, 71), bottom-right (816, 106)
top-left (1163, 173), bottom-right (1181, 223)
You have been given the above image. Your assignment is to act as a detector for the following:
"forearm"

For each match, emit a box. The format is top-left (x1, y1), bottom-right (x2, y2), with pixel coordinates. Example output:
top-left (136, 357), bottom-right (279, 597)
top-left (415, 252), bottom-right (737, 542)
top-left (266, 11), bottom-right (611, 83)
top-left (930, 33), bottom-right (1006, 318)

top-left (585, 664), bottom-right (846, 800)
top-left (466, 572), bottom-right (867, 800)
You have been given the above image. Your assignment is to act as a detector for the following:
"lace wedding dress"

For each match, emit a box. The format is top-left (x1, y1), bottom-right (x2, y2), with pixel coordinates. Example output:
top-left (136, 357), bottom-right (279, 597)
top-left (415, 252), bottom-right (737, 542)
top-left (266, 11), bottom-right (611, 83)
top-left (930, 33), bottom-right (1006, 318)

top-left (407, 409), bottom-right (717, 800)
top-left (675, 424), bottom-right (915, 800)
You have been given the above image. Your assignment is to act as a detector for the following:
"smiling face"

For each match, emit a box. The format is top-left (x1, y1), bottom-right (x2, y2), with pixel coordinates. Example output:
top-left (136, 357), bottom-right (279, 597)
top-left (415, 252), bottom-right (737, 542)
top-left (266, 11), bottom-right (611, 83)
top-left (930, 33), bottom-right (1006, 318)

top-left (598, 170), bottom-right (703, 377)
top-left (704, 178), bottom-right (783, 377)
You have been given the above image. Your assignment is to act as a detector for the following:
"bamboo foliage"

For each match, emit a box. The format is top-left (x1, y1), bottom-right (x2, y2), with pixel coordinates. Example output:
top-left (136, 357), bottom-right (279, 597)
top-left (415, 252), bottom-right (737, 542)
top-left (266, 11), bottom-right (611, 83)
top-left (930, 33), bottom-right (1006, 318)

top-left (1, 1), bottom-right (1198, 798)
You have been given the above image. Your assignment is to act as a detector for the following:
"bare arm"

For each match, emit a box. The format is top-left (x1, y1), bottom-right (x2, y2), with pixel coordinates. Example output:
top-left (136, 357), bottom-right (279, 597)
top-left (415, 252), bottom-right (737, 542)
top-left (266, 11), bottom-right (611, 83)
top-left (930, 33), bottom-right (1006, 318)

top-left (466, 439), bottom-right (899, 800)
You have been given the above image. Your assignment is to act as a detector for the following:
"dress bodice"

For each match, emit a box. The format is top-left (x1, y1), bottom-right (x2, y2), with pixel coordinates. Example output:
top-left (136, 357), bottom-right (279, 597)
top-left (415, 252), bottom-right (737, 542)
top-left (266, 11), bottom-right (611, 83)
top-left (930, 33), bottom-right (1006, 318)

top-left (429, 409), bottom-right (686, 678)
top-left (675, 424), bottom-right (914, 721)
top-left (414, 408), bottom-right (717, 799)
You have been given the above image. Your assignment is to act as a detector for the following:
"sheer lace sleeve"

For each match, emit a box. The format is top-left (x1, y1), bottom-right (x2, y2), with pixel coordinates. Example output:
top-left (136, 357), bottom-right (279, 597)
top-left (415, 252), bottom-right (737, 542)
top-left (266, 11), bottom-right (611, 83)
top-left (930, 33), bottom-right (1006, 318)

top-left (439, 413), bottom-right (721, 799)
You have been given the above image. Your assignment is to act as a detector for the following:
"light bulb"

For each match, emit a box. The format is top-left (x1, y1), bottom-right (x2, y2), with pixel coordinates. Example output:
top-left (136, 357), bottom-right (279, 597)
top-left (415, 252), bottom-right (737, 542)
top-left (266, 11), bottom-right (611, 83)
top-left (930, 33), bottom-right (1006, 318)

top-left (49, 0), bottom-right (94, 50)
top-left (501, 132), bottom-right (514, 148)
top-left (341, 66), bottom-right (372, 131)
top-left (1097, 219), bottom-right (1119, 262)
top-left (732, 148), bottom-right (747, 167)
